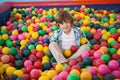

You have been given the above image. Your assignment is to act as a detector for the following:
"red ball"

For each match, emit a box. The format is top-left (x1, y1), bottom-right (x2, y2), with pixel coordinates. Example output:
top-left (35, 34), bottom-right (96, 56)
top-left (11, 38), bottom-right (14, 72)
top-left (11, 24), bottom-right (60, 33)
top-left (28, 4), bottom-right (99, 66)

top-left (76, 16), bottom-right (81, 21)
top-left (68, 60), bottom-right (77, 67)
top-left (111, 33), bottom-right (119, 40)
top-left (93, 59), bottom-right (105, 67)
top-left (64, 68), bottom-right (71, 73)
top-left (34, 61), bottom-right (42, 69)
top-left (112, 43), bottom-right (120, 49)
top-left (92, 44), bottom-right (101, 50)
top-left (26, 65), bottom-right (34, 74)
top-left (43, 43), bottom-right (49, 46)
top-left (76, 56), bottom-right (83, 62)
top-left (70, 45), bottom-right (78, 53)
top-left (31, 49), bottom-right (37, 55)
top-left (89, 50), bottom-right (95, 56)
top-left (9, 55), bottom-right (15, 63)
top-left (71, 65), bottom-right (81, 71)
top-left (111, 54), bottom-right (120, 60)
top-left (22, 74), bottom-right (30, 80)
top-left (94, 34), bottom-right (101, 41)
top-left (29, 55), bottom-right (37, 62)
top-left (36, 52), bottom-right (43, 59)
top-left (100, 41), bottom-right (108, 47)
top-left (30, 69), bottom-right (41, 79)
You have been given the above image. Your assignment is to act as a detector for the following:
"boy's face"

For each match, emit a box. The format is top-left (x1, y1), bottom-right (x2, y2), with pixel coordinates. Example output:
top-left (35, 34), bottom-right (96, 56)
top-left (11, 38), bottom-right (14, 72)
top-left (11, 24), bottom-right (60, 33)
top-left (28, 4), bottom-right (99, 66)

top-left (59, 21), bottom-right (71, 34)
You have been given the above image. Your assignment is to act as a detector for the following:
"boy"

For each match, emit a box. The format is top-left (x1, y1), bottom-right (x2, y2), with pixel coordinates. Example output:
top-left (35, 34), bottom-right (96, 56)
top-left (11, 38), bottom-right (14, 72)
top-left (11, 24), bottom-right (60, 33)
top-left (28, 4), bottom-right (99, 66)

top-left (49, 11), bottom-right (90, 64)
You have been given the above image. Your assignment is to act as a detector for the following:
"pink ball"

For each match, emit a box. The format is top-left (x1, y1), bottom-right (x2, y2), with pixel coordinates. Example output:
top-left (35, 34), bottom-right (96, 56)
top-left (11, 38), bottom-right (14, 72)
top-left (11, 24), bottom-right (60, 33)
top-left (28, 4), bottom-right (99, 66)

top-left (24, 60), bottom-right (32, 67)
top-left (93, 51), bottom-right (102, 59)
top-left (108, 60), bottom-right (119, 70)
top-left (81, 51), bottom-right (90, 58)
top-left (98, 64), bottom-right (111, 75)
top-left (112, 70), bottom-right (120, 78)
top-left (10, 35), bottom-right (18, 40)
top-left (52, 76), bottom-right (63, 80)
top-left (117, 15), bottom-right (120, 19)
top-left (97, 28), bottom-right (102, 33)
top-left (18, 34), bottom-right (26, 40)
top-left (38, 36), bottom-right (43, 41)
top-left (6, 21), bottom-right (11, 25)
top-left (46, 28), bottom-right (52, 33)
top-left (59, 71), bottom-right (68, 80)
top-left (18, 24), bottom-right (24, 28)
top-left (87, 67), bottom-right (97, 76)
top-left (68, 60), bottom-right (77, 67)
top-left (43, 35), bottom-right (48, 39)
top-left (30, 69), bottom-right (41, 79)
top-left (91, 17), bottom-right (96, 21)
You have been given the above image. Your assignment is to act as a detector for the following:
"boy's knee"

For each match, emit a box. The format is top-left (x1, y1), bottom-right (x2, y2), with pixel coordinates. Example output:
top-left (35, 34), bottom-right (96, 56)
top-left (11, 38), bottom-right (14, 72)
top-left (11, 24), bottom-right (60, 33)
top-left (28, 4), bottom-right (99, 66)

top-left (49, 42), bottom-right (57, 48)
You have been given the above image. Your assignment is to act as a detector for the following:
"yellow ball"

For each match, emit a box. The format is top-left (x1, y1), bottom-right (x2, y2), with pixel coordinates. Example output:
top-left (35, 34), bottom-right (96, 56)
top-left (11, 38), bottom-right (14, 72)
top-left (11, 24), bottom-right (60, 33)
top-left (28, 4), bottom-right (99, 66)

top-left (80, 71), bottom-right (92, 80)
top-left (2, 47), bottom-right (10, 55)
top-left (117, 49), bottom-right (120, 55)
top-left (70, 69), bottom-right (80, 76)
top-left (6, 67), bottom-right (16, 75)
top-left (2, 34), bottom-right (9, 40)
top-left (12, 29), bottom-right (19, 35)
top-left (14, 70), bottom-right (23, 77)
top-left (42, 56), bottom-right (49, 61)
top-left (81, 68), bottom-right (87, 72)
top-left (105, 32), bottom-right (111, 37)
top-left (28, 26), bottom-right (33, 32)
top-left (42, 60), bottom-right (49, 64)
top-left (81, 26), bottom-right (87, 31)
top-left (80, 37), bottom-right (87, 45)
top-left (0, 62), bottom-right (3, 67)
top-left (32, 32), bottom-right (39, 39)
top-left (1, 26), bottom-right (6, 30)
top-left (103, 10), bottom-right (107, 14)
top-left (36, 44), bottom-right (43, 51)
top-left (39, 76), bottom-right (49, 80)
top-left (83, 20), bottom-right (89, 24)
top-left (118, 36), bottom-right (120, 42)
top-left (20, 40), bottom-right (27, 46)
top-left (64, 49), bottom-right (72, 58)
top-left (101, 30), bottom-right (107, 35)
top-left (43, 46), bottom-right (49, 53)
top-left (35, 18), bottom-right (40, 23)
top-left (90, 28), bottom-right (96, 34)
top-left (0, 67), bottom-right (4, 75)
top-left (81, 5), bottom-right (86, 9)
top-left (55, 64), bottom-right (63, 72)
top-left (102, 35), bottom-right (109, 40)
top-left (25, 33), bottom-right (30, 39)
top-left (117, 29), bottom-right (120, 34)
top-left (47, 70), bottom-right (57, 79)
top-left (2, 64), bottom-right (10, 71)
top-left (107, 38), bottom-right (115, 44)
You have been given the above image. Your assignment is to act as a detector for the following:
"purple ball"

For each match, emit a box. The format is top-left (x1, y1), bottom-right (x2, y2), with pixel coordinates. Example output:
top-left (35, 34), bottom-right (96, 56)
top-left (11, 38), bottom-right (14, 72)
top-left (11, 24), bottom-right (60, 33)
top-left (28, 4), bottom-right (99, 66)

top-left (108, 60), bottom-right (119, 70)
top-left (112, 70), bottom-right (120, 78)
top-left (98, 64), bottom-right (111, 75)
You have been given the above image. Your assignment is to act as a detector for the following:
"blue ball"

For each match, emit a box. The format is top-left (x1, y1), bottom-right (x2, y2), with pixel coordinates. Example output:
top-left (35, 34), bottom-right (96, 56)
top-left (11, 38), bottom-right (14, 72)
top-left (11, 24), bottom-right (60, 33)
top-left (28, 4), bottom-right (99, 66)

top-left (15, 54), bottom-right (23, 60)
top-left (8, 74), bottom-right (18, 80)
top-left (16, 77), bottom-right (25, 80)
top-left (83, 57), bottom-right (92, 66)
top-left (104, 74), bottom-right (114, 80)
top-left (15, 60), bottom-right (24, 69)
top-left (92, 76), bottom-right (100, 80)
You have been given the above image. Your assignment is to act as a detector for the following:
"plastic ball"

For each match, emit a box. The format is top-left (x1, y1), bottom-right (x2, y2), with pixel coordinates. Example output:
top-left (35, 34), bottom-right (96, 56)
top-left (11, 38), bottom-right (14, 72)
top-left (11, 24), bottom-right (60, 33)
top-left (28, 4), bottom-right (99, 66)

top-left (30, 69), bottom-right (41, 79)
top-left (1, 55), bottom-right (10, 63)
top-left (64, 49), bottom-right (72, 58)
top-left (2, 34), bottom-right (9, 40)
top-left (0, 67), bottom-right (4, 75)
top-left (69, 60), bottom-right (77, 67)
top-left (55, 63), bottom-right (63, 72)
top-left (108, 48), bottom-right (117, 55)
top-left (38, 30), bottom-right (46, 36)
top-left (24, 60), bottom-right (32, 68)
top-left (98, 64), bottom-right (111, 76)
top-left (34, 61), bottom-right (42, 69)
top-left (100, 54), bottom-right (110, 64)
top-left (36, 44), bottom-right (43, 51)
top-left (70, 45), bottom-right (78, 53)
top-left (87, 67), bottom-right (97, 76)
top-left (42, 62), bottom-right (51, 70)
top-left (111, 70), bottom-right (120, 78)
top-left (52, 76), bottom-right (63, 80)
top-left (100, 46), bottom-right (108, 53)
top-left (32, 32), bottom-right (39, 39)
top-left (81, 51), bottom-right (90, 58)
top-left (9, 47), bottom-right (18, 56)
top-left (38, 76), bottom-right (49, 80)
top-left (80, 71), bottom-right (92, 80)
top-left (15, 60), bottom-right (24, 69)
top-left (6, 67), bottom-right (16, 75)
top-left (93, 59), bottom-right (105, 67)
top-left (14, 70), bottom-right (23, 77)
top-left (28, 44), bottom-right (35, 50)
top-left (83, 57), bottom-right (92, 66)
top-left (70, 69), bottom-right (80, 76)
top-left (16, 77), bottom-right (25, 80)
top-left (110, 28), bottom-right (117, 34)
top-left (59, 71), bottom-right (68, 80)
top-left (108, 60), bottom-right (119, 70)
top-left (21, 26), bottom-right (27, 32)
top-left (18, 34), bottom-right (25, 40)
top-left (93, 51), bottom-right (102, 59)
top-left (43, 46), bottom-right (49, 53)
top-left (104, 74), bottom-right (115, 80)
top-left (10, 35), bottom-right (18, 40)
top-left (6, 40), bottom-right (14, 47)
top-left (47, 70), bottom-right (57, 79)
top-left (67, 73), bottom-right (80, 80)
top-left (8, 74), bottom-right (18, 80)
top-left (80, 37), bottom-right (87, 45)
top-left (92, 76), bottom-right (100, 80)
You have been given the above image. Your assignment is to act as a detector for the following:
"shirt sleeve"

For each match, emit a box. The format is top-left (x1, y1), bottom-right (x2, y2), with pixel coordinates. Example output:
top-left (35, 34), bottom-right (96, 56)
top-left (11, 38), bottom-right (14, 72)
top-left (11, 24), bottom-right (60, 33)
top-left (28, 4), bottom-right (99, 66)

top-left (49, 30), bottom-right (58, 43)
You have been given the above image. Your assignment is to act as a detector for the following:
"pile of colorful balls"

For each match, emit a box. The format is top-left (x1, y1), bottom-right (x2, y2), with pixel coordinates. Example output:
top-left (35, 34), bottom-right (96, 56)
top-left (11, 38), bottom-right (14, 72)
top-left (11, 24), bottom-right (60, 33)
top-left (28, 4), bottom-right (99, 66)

top-left (0, 5), bottom-right (120, 80)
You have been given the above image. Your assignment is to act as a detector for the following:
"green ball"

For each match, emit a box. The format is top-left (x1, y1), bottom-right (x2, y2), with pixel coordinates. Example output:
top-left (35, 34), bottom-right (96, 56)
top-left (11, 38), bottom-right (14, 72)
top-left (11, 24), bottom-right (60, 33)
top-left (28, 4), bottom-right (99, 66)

top-left (109, 28), bottom-right (117, 34)
top-left (83, 30), bottom-right (89, 35)
top-left (101, 54), bottom-right (110, 64)
top-left (31, 6), bottom-right (35, 10)
top-left (11, 11), bottom-right (15, 15)
top-left (12, 17), bottom-right (16, 22)
top-left (51, 26), bottom-right (59, 31)
top-left (38, 14), bottom-right (42, 18)
top-left (38, 30), bottom-right (46, 36)
top-left (103, 18), bottom-right (109, 22)
top-left (88, 43), bottom-right (92, 49)
top-left (28, 44), bottom-right (35, 50)
top-left (10, 47), bottom-right (18, 56)
top-left (1, 30), bottom-right (7, 34)
top-left (21, 26), bottom-right (27, 32)
top-left (108, 48), bottom-right (117, 55)
top-left (85, 9), bottom-right (90, 13)
top-left (0, 40), bottom-right (5, 46)
top-left (62, 65), bottom-right (70, 70)
top-left (67, 73), bottom-right (80, 80)
top-left (6, 40), bottom-right (14, 47)
top-left (109, 40), bottom-right (117, 47)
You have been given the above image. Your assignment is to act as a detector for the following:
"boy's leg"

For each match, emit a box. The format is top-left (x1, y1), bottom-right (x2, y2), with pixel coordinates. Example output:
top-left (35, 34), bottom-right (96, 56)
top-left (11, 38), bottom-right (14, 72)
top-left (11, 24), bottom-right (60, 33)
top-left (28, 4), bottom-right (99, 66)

top-left (68, 44), bottom-right (90, 60)
top-left (49, 42), bottom-right (68, 64)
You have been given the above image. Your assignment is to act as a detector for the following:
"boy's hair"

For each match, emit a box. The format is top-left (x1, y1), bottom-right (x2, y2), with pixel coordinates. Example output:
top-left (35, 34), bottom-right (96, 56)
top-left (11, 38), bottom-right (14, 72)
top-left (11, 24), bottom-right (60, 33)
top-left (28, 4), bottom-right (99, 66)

top-left (55, 11), bottom-right (73, 25)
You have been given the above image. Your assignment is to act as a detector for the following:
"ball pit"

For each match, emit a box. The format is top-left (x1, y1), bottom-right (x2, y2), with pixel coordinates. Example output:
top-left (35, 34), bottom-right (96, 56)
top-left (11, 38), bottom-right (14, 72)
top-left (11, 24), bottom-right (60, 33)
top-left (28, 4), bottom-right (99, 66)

top-left (0, 4), bottom-right (120, 80)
